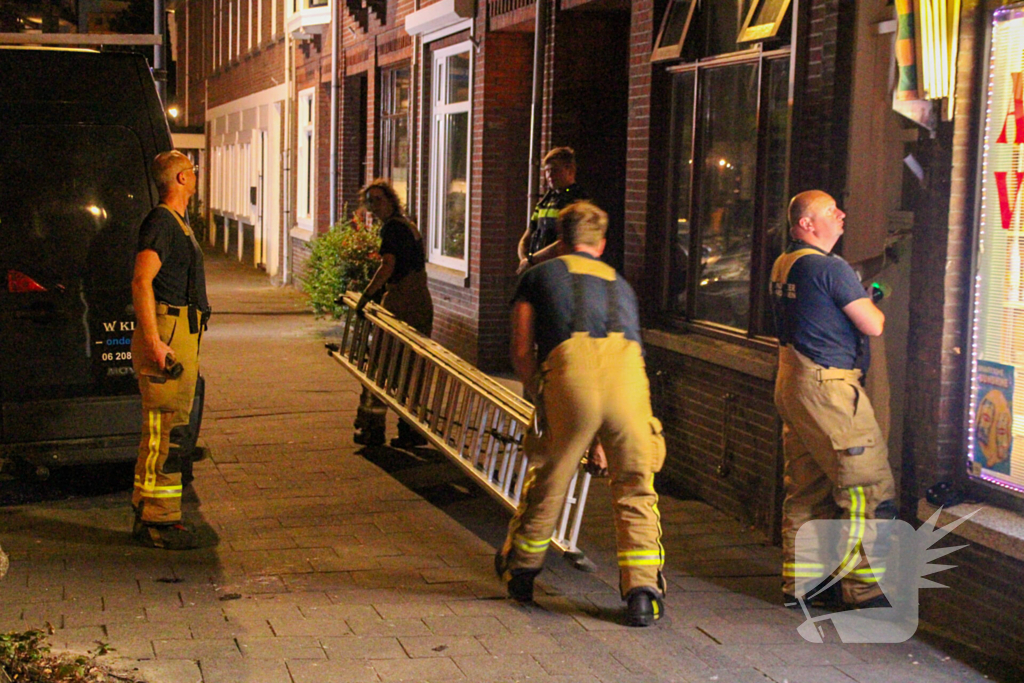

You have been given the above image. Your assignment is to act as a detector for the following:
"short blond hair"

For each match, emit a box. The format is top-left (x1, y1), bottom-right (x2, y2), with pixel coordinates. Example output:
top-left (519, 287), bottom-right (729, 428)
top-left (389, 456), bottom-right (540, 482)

top-left (152, 150), bottom-right (192, 192)
top-left (558, 201), bottom-right (606, 247)
top-left (542, 146), bottom-right (575, 168)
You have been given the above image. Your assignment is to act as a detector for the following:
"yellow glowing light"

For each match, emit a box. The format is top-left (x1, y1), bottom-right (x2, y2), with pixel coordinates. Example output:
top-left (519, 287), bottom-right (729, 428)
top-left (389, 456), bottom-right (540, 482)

top-left (719, 159), bottom-right (726, 166)
top-left (167, 106), bottom-right (180, 118)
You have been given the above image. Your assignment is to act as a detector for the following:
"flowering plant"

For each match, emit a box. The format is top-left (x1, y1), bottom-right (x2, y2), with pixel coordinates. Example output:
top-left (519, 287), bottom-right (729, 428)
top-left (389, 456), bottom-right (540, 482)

top-left (303, 206), bottom-right (382, 318)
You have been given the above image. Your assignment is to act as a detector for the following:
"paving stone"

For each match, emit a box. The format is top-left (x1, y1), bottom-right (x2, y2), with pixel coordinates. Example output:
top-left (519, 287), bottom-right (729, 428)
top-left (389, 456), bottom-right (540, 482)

top-left (398, 635), bottom-right (488, 658)
top-left (423, 615), bottom-right (507, 636)
top-left (269, 616), bottom-right (352, 637)
top-left (373, 655), bottom-right (465, 681)
top-left (287, 659), bottom-right (380, 683)
top-left (375, 601), bottom-right (457, 619)
top-left (320, 635), bottom-right (408, 659)
top-left (153, 637), bottom-right (242, 659)
top-left (199, 658), bottom-right (294, 683)
top-left (237, 635), bottom-right (327, 659)
top-left (756, 665), bottom-right (859, 683)
top-left (477, 632), bottom-right (563, 655)
top-left (133, 658), bottom-right (203, 683)
top-left (533, 652), bottom-right (632, 678)
top-left (452, 653), bottom-right (549, 681)
top-left (346, 616), bottom-right (432, 637)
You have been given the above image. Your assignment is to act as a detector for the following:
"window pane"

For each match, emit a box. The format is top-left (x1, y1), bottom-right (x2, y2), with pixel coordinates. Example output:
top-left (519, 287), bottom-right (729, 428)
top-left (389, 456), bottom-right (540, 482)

top-left (761, 57), bottom-right (790, 335)
top-left (694, 62), bottom-right (758, 330)
top-left (660, 0), bottom-right (694, 49)
top-left (447, 52), bottom-right (470, 104)
top-left (686, 0), bottom-right (756, 59)
top-left (391, 115), bottom-right (409, 207)
top-left (669, 71), bottom-right (696, 315)
top-left (442, 112), bottom-right (468, 258)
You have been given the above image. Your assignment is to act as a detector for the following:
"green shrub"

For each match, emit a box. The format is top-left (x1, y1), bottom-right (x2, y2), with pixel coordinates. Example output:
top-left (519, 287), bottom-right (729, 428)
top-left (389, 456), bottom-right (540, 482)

top-left (303, 209), bottom-right (381, 318)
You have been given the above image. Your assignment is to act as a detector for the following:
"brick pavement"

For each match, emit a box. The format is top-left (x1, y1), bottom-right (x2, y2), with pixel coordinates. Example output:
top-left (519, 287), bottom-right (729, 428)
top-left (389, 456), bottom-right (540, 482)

top-left (0, 253), bottom-right (1013, 683)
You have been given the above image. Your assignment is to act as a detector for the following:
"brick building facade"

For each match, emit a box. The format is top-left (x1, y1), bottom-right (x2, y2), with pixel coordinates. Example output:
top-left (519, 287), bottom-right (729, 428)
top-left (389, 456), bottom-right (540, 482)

top-left (177, 0), bottom-right (1024, 665)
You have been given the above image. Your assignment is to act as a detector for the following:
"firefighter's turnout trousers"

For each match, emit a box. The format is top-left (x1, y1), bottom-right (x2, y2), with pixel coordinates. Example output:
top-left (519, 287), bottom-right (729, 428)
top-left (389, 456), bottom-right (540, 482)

top-left (502, 268), bottom-right (667, 598)
top-left (355, 271), bottom-right (434, 432)
top-left (131, 303), bottom-right (201, 524)
top-left (775, 345), bottom-right (896, 605)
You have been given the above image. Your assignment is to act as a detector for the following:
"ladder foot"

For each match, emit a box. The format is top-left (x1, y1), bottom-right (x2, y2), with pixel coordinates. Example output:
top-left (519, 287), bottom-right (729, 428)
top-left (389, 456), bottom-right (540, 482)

top-left (564, 551), bottom-right (597, 573)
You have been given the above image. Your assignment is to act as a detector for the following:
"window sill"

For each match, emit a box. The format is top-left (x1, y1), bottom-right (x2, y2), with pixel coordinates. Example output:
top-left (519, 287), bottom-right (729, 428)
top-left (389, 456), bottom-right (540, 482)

top-left (917, 499), bottom-right (1024, 563)
top-left (641, 327), bottom-right (777, 380)
top-left (426, 262), bottom-right (469, 287)
top-left (290, 225), bottom-right (314, 242)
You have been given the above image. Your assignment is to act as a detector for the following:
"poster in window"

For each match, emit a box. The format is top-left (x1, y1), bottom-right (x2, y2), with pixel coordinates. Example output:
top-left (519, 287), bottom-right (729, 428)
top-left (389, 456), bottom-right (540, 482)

top-left (973, 360), bottom-right (1014, 475)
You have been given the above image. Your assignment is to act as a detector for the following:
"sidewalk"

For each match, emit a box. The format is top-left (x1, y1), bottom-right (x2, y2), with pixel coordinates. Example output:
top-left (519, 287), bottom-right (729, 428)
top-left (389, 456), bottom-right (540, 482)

top-left (0, 252), bottom-right (1013, 683)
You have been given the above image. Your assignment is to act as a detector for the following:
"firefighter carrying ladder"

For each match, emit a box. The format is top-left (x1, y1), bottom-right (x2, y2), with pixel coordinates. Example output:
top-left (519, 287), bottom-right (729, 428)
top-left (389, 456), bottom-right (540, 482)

top-left (327, 292), bottom-right (594, 567)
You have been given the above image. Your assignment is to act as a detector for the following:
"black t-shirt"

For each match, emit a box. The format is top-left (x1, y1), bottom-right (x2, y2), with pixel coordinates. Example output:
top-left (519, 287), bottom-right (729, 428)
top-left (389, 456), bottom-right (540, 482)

top-left (512, 253), bottom-right (642, 364)
top-left (379, 216), bottom-right (426, 284)
top-left (527, 184), bottom-right (589, 257)
top-left (136, 205), bottom-right (210, 311)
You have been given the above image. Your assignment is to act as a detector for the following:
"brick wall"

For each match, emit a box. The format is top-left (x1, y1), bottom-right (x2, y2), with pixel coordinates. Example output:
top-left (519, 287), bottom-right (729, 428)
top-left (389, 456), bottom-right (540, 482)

top-left (648, 347), bottom-right (782, 538)
top-left (474, 31), bottom-right (533, 371)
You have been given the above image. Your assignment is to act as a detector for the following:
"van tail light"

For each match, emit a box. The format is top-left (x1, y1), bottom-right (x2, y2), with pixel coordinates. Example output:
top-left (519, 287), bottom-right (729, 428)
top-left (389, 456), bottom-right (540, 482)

top-left (7, 270), bottom-right (47, 293)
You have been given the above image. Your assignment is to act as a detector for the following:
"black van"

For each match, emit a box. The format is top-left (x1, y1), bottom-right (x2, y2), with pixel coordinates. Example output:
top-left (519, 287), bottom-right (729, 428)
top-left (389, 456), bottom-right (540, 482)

top-left (0, 47), bottom-right (203, 475)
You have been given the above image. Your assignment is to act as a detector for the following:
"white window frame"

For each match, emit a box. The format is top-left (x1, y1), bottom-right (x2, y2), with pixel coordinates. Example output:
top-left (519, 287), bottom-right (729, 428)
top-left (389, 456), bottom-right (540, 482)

top-left (296, 87), bottom-right (316, 229)
top-left (427, 41), bottom-right (472, 271)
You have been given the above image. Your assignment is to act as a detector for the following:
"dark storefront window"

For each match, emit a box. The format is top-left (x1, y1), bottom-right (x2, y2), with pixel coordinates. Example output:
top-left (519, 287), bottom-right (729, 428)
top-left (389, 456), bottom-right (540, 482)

top-left (659, 0), bottom-right (791, 336)
top-left (380, 65), bottom-right (411, 209)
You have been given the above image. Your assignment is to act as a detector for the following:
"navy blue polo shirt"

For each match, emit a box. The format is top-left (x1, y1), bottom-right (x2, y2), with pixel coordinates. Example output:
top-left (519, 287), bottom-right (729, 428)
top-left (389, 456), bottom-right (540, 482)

top-left (770, 242), bottom-right (869, 370)
top-left (512, 253), bottom-right (642, 364)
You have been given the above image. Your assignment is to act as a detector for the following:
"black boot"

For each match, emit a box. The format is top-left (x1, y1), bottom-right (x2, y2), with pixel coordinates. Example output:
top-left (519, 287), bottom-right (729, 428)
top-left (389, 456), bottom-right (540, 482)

top-left (495, 551), bottom-right (539, 603)
top-left (391, 420), bottom-right (427, 449)
top-left (625, 587), bottom-right (665, 627)
top-left (354, 426), bottom-right (385, 446)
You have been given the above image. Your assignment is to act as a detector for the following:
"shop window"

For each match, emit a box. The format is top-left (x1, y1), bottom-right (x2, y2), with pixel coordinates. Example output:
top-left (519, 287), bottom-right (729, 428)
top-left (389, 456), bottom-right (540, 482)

top-left (967, 7), bottom-right (1024, 496)
top-left (296, 87), bottom-right (315, 228)
top-left (427, 43), bottom-right (471, 271)
top-left (661, 0), bottom-right (790, 336)
top-left (379, 65), bottom-right (411, 210)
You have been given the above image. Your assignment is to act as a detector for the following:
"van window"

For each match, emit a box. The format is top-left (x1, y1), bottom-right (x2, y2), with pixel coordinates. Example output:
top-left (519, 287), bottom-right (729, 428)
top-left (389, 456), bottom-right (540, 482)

top-left (0, 124), bottom-right (151, 400)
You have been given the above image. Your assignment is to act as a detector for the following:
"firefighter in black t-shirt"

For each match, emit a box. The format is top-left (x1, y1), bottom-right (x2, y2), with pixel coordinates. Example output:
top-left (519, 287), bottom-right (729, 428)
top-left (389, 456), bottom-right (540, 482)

top-left (517, 147), bottom-right (589, 274)
top-left (130, 150), bottom-right (211, 550)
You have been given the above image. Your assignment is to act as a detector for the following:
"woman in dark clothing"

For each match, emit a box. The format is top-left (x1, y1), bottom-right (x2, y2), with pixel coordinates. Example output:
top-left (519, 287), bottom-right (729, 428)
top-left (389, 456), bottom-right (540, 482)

top-left (353, 179), bottom-right (434, 447)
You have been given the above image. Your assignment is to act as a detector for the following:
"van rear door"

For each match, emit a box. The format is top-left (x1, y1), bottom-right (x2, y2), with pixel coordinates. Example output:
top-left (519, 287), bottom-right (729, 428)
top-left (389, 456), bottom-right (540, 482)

top-left (0, 124), bottom-right (151, 440)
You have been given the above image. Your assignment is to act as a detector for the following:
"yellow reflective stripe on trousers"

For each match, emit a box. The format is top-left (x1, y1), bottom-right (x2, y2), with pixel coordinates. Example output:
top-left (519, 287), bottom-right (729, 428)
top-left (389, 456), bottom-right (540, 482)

top-left (143, 409), bottom-right (162, 492)
top-left (783, 562), bottom-right (826, 578)
top-left (513, 534), bottom-right (551, 554)
top-left (618, 548), bottom-right (664, 567)
top-left (132, 481), bottom-right (183, 498)
top-left (840, 486), bottom-right (866, 570)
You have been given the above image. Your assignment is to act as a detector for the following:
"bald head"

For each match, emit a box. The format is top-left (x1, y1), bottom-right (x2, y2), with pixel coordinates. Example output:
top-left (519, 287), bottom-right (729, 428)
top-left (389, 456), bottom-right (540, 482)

top-left (153, 151), bottom-right (194, 193)
top-left (787, 190), bottom-right (846, 252)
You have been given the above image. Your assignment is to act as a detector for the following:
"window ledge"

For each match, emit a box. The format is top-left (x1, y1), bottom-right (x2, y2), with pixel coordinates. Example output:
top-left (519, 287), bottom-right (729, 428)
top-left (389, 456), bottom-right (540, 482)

top-left (290, 225), bottom-right (314, 242)
top-left (917, 499), bottom-right (1024, 563)
top-left (641, 328), bottom-right (777, 380)
top-left (426, 262), bottom-right (469, 287)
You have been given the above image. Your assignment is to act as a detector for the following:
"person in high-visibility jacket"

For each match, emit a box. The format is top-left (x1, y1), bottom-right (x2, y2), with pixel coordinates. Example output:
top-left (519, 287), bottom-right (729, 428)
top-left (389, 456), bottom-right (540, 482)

top-left (771, 190), bottom-right (897, 609)
top-left (497, 201), bottom-right (667, 627)
top-left (516, 147), bottom-right (588, 274)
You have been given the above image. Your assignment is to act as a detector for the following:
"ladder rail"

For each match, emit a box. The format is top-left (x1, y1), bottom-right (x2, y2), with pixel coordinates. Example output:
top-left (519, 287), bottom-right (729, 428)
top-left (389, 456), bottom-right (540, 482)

top-left (328, 293), bottom-right (592, 559)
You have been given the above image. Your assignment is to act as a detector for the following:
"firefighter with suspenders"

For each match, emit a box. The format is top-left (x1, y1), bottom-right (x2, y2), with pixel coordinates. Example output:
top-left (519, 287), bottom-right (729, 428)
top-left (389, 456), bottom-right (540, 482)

top-left (497, 201), bottom-right (667, 627)
top-left (771, 190), bottom-right (896, 609)
top-left (130, 150), bottom-right (211, 550)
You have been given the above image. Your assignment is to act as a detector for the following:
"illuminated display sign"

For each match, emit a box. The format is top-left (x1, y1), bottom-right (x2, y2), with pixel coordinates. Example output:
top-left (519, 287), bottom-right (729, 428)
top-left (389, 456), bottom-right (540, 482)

top-left (970, 5), bottom-right (1024, 494)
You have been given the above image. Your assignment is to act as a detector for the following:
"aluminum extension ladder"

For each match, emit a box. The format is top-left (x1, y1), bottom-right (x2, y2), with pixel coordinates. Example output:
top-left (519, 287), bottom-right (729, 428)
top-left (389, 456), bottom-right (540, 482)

top-left (327, 292), bottom-right (593, 566)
